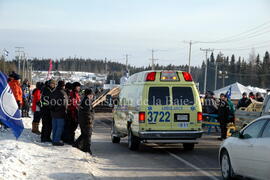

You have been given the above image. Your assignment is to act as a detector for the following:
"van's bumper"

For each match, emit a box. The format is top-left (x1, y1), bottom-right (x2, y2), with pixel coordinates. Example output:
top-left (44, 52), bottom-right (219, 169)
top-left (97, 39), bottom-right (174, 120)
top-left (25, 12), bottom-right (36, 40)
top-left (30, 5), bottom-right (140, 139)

top-left (138, 131), bottom-right (203, 141)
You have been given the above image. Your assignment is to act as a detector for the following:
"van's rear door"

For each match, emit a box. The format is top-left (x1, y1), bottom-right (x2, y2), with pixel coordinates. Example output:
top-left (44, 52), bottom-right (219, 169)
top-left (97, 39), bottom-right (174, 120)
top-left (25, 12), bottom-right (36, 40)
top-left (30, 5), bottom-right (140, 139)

top-left (170, 86), bottom-right (198, 130)
top-left (145, 86), bottom-right (172, 130)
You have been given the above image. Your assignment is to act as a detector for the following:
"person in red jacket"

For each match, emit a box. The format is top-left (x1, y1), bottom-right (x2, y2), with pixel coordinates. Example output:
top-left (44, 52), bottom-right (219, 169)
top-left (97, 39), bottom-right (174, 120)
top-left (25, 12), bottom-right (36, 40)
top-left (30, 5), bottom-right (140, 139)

top-left (64, 82), bottom-right (81, 144)
top-left (8, 72), bottom-right (23, 109)
top-left (31, 82), bottom-right (43, 134)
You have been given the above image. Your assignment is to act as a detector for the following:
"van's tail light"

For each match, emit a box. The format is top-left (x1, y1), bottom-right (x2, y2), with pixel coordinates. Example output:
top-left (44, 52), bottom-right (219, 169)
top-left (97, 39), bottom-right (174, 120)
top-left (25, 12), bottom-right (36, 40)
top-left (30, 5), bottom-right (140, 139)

top-left (146, 72), bottom-right (156, 81)
top-left (197, 112), bottom-right (203, 122)
top-left (139, 112), bottom-right (145, 123)
top-left (182, 72), bottom-right (193, 81)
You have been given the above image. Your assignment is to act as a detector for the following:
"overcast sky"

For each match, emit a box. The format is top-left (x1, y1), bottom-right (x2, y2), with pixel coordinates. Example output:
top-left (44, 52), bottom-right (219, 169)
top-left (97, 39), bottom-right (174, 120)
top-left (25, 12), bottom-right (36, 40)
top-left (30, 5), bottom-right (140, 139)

top-left (0, 0), bottom-right (269, 67)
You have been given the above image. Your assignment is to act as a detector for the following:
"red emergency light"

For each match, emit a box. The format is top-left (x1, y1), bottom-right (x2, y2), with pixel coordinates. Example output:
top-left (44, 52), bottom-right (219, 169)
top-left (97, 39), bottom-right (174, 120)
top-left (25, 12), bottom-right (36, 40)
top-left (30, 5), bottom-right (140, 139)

top-left (182, 72), bottom-right (193, 81)
top-left (146, 72), bottom-right (156, 81)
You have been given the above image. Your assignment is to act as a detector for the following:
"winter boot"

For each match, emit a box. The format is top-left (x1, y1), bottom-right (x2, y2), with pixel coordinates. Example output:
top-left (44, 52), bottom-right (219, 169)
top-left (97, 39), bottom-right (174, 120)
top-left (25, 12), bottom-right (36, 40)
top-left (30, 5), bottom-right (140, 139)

top-left (32, 122), bottom-right (41, 135)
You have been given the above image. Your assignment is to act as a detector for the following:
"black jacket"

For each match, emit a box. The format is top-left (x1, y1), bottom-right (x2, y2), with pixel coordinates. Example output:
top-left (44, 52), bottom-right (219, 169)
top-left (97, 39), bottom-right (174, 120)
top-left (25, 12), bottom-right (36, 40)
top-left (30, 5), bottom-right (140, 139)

top-left (218, 99), bottom-right (230, 123)
top-left (236, 98), bottom-right (251, 109)
top-left (50, 87), bottom-right (68, 119)
top-left (78, 96), bottom-right (94, 129)
top-left (203, 97), bottom-right (218, 114)
top-left (41, 86), bottom-right (54, 112)
top-left (256, 97), bottom-right (264, 102)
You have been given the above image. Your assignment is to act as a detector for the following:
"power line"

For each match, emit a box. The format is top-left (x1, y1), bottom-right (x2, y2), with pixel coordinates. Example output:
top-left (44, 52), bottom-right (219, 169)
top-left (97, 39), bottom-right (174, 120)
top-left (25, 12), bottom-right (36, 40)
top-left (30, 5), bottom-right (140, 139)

top-left (215, 43), bottom-right (270, 51)
top-left (149, 49), bottom-right (159, 70)
top-left (197, 20), bottom-right (270, 44)
top-left (206, 64), bottom-right (270, 77)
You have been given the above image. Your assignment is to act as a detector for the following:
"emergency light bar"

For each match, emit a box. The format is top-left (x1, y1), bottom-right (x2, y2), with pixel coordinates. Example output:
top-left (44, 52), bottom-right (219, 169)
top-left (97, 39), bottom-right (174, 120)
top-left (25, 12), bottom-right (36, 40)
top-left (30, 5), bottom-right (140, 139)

top-left (160, 71), bottom-right (179, 81)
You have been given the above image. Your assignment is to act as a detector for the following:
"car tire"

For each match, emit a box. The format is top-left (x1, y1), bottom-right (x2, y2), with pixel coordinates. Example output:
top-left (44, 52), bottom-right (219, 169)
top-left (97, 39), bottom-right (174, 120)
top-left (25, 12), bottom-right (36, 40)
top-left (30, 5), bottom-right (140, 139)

top-left (183, 143), bottom-right (195, 151)
top-left (111, 121), bottom-right (120, 143)
top-left (128, 128), bottom-right (140, 150)
top-left (221, 150), bottom-right (235, 180)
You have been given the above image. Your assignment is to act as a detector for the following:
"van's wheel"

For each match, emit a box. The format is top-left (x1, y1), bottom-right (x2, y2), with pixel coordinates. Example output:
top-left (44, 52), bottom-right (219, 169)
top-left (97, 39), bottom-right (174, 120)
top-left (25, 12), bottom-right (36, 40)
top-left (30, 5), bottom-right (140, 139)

top-left (128, 128), bottom-right (140, 150)
top-left (221, 150), bottom-right (236, 180)
top-left (111, 121), bottom-right (120, 143)
top-left (183, 143), bottom-right (195, 151)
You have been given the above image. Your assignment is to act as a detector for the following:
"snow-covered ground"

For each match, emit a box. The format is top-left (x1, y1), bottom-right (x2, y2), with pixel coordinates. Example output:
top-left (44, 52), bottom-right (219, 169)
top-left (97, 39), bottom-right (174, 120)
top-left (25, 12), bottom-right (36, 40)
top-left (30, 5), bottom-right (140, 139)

top-left (0, 117), bottom-right (96, 180)
top-left (32, 71), bottom-right (107, 84)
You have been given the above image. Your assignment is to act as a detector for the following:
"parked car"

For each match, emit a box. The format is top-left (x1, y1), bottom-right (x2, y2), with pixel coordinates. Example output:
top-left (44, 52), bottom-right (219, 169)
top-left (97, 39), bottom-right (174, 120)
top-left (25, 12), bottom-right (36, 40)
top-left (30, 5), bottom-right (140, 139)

top-left (219, 116), bottom-right (270, 180)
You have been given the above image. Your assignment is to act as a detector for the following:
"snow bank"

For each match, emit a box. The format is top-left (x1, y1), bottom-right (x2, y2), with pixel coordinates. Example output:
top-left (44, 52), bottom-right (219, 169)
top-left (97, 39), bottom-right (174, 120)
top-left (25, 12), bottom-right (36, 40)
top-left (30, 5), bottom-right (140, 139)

top-left (0, 117), bottom-right (95, 180)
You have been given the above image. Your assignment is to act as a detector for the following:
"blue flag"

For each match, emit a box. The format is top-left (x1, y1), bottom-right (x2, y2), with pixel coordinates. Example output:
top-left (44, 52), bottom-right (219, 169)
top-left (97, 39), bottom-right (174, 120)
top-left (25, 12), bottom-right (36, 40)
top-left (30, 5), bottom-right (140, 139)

top-left (0, 72), bottom-right (24, 139)
top-left (225, 86), bottom-right (232, 100)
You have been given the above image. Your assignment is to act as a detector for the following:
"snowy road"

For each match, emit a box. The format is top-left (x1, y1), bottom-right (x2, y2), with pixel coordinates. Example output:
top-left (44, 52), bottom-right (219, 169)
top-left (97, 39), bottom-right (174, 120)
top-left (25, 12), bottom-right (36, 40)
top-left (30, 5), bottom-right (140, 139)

top-left (91, 114), bottom-right (223, 180)
top-left (0, 113), bottom-right (223, 180)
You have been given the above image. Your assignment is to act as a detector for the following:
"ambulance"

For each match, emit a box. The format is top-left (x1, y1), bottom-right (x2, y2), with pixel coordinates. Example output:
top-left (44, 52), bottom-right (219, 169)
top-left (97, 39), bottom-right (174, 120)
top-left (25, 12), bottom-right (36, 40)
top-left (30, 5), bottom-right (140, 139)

top-left (111, 70), bottom-right (203, 150)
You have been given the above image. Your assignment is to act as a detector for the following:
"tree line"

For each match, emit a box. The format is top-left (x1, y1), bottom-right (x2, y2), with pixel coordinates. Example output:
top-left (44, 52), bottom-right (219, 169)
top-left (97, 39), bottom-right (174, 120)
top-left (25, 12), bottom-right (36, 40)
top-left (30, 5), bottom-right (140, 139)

top-left (1, 50), bottom-right (269, 92)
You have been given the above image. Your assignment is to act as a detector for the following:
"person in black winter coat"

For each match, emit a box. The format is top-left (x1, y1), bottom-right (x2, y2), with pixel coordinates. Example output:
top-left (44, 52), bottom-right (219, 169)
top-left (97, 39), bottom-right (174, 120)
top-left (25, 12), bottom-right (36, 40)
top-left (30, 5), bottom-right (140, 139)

top-left (218, 93), bottom-right (230, 140)
top-left (73, 89), bottom-right (95, 155)
top-left (203, 91), bottom-right (218, 114)
top-left (50, 80), bottom-right (68, 146)
top-left (256, 92), bottom-right (264, 102)
top-left (236, 92), bottom-right (251, 109)
top-left (41, 79), bottom-right (56, 142)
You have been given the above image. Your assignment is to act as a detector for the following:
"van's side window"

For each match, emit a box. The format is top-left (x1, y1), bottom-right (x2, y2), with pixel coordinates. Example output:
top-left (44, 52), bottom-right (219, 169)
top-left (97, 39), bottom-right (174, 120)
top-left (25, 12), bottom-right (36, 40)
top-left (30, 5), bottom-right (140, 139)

top-left (148, 87), bottom-right (170, 105)
top-left (172, 87), bottom-right (194, 105)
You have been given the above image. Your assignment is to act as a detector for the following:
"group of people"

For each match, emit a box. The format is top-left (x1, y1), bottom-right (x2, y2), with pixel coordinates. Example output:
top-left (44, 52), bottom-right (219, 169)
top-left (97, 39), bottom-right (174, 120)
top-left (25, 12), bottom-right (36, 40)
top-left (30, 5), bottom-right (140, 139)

top-left (203, 90), bottom-right (264, 140)
top-left (7, 72), bottom-right (95, 155)
top-left (7, 72), bottom-right (31, 118)
top-left (236, 92), bottom-right (264, 109)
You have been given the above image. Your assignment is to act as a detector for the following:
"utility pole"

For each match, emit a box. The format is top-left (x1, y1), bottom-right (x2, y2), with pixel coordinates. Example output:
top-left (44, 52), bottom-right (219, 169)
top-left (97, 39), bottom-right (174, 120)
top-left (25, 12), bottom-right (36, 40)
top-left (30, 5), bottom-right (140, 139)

top-left (22, 52), bottom-right (26, 80)
top-left (15, 47), bottom-right (24, 75)
top-left (214, 63), bottom-right (218, 90)
top-left (150, 49), bottom-right (158, 70)
top-left (125, 54), bottom-right (128, 71)
top-left (105, 57), bottom-right (108, 73)
top-left (183, 40), bottom-right (199, 73)
top-left (2, 49), bottom-right (9, 73)
top-left (214, 52), bottom-right (224, 90)
top-left (30, 63), bottom-right (33, 85)
top-left (200, 48), bottom-right (214, 93)
top-left (125, 54), bottom-right (130, 78)
top-left (187, 41), bottom-right (192, 73)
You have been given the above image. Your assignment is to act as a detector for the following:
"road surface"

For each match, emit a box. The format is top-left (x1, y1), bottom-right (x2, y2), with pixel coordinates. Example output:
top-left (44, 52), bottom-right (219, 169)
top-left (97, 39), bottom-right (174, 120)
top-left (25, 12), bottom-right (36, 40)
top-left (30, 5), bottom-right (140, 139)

top-left (89, 113), bottom-right (223, 180)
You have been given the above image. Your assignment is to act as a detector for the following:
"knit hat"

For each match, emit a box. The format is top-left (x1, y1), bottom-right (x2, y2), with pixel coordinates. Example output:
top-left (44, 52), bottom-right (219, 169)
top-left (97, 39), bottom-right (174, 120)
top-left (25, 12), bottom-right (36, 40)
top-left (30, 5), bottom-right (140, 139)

top-left (13, 73), bottom-right (21, 80)
top-left (49, 79), bottom-right (56, 85)
top-left (72, 82), bottom-right (81, 88)
top-left (65, 82), bottom-right (73, 90)
top-left (84, 88), bottom-right (93, 96)
top-left (9, 72), bottom-right (20, 80)
top-left (57, 80), bottom-right (65, 88)
top-left (220, 93), bottom-right (225, 97)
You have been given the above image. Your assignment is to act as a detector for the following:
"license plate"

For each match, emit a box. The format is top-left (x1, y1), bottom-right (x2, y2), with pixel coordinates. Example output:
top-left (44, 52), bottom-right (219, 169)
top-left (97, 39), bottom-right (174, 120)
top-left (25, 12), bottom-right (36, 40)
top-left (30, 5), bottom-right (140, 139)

top-left (178, 122), bottom-right (189, 128)
top-left (177, 114), bottom-right (188, 121)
